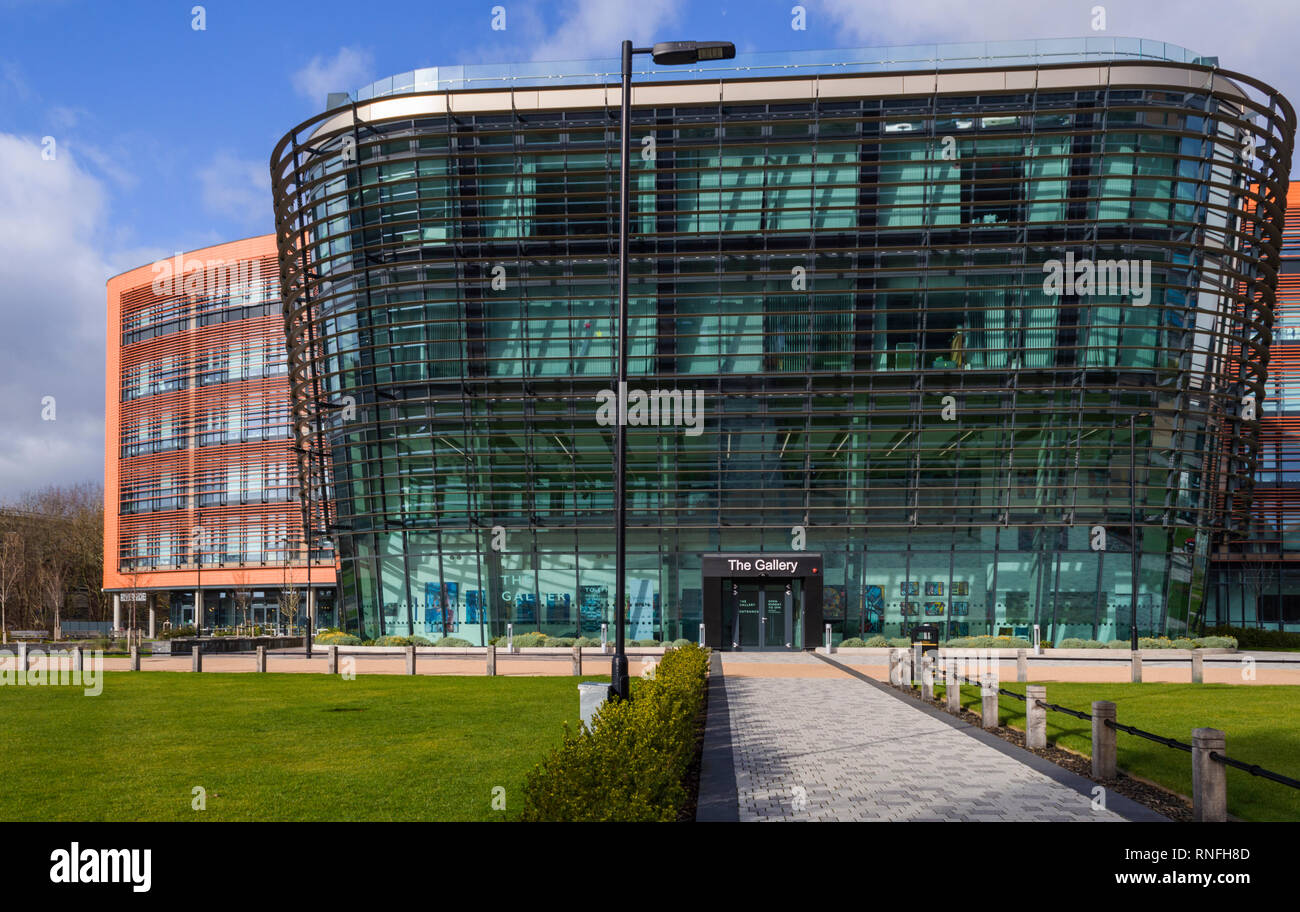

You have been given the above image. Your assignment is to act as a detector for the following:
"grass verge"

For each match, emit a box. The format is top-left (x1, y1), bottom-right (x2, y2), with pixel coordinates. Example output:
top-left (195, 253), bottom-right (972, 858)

top-left (0, 671), bottom-right (601, 821)
top-left (937, 681), bottom-right (1300, 821)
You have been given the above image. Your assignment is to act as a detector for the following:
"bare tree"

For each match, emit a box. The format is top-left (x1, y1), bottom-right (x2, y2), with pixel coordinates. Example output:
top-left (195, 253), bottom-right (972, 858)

top-left (231, 570), bottom-right (254, 631)
top-left (0, 532), bottom-right (20, 644)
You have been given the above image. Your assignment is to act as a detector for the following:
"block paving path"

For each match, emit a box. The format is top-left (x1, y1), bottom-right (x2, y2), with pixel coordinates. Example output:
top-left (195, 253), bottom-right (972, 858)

top-left (703, 653), bottom-right (1132, 822)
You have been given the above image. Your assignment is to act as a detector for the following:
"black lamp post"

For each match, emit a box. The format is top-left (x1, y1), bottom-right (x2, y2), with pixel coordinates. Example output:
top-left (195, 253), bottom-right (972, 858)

top-left (611, 39), bottom-right (735, 701)
top-left (1129, 411), bottom-right (1150, 651)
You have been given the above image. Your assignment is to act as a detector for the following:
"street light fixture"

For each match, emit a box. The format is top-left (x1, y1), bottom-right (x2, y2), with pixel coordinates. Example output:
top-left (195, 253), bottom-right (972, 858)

top-left (610, 38), bottom-right (735, 702)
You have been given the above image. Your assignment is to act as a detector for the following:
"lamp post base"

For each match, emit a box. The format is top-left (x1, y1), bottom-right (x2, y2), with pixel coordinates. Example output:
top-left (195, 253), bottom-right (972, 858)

top-left (609, 654), bottom-right (631, 702)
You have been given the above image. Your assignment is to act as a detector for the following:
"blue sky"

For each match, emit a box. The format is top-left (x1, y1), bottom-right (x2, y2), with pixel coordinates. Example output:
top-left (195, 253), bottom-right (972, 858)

top-left (1, 0), bottom-right (1298, 498)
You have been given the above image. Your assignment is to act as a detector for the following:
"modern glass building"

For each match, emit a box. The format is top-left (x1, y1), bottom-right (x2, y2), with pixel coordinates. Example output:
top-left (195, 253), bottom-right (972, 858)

top-left (270, 38), bottom-right (1294, 648)
top-left (104, 237), bottom-right (337, 633)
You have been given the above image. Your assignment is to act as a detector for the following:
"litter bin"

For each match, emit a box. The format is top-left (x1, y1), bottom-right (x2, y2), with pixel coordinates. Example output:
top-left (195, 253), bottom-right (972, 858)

top-left (911, 623), bottom-right (940, 657)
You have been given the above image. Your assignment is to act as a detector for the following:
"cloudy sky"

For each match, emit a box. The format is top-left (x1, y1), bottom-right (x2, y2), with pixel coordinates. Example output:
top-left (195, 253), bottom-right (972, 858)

top-left (0, 0), bottom-right (1297, 500)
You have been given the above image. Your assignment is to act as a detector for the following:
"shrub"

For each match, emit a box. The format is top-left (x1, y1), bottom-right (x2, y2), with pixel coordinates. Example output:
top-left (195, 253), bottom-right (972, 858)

top-left (637, 639), bottom-right (660, 647)
top-left (159, 625), bottom-right (196, 640)
top-left (863, 635), bottom-right (889, 647)
top-left (1138, 637), bottom-right (1174, 649)
top-left (670, 638), bottom-right (692, 649)
top-left (1172, 637), bottom-right (1197, 649)
top-left (372, 635), bottom-right (412, 647)
top-left (316, 634), bottom-right (361, 646)
top-left (943, 635), bottom-right (1031, 649)
top-left (512, 632), bottom-right (547, 649)
top-left (1204, 625), bottom-right (1288, 650)
top-left (1058, 638), bottom-right (1105, 648)
top-left (839, 637), bottom-right (867, 648)
top-left (887, 637), bottom-right (911, 648)
top-left (1194, 635), bottom-right (1237, 649)
top-left (435, 636), bottom-right (473, 647)
top-left (575, 636), bottom-right (602, 648)
top-left (521, 643), bottom-right (710, 821)
top-left (1104, 639), bottom-right (1129, 649)
top-left (544, 637), bottom-right (577, 647)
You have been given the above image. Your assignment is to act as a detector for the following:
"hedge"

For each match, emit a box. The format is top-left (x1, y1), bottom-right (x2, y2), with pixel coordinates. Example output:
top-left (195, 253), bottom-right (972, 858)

top-left (1204, 625), bottom-right (1297, 650)
top-left (521, 643), bottom-right (710, 821)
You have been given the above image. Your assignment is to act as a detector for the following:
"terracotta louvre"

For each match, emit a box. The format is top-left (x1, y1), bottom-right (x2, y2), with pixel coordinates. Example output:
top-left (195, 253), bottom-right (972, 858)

top-left (104, 235), bottom-right (336, 598)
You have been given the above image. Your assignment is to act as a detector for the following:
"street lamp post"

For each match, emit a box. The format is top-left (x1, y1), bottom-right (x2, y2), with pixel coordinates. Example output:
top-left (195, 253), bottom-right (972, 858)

top-left (611, 39), bottom-right (734, 701)
top-left (1128, 412), bottom-right (1150, 651)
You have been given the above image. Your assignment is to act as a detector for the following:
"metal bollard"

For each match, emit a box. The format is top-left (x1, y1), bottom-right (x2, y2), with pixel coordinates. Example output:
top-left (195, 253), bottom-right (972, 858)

top-left (980, 676), bottom-right (999, 729)
top-left (1016, 648), bottom-right (1028, 683)
top-left (130, 646), bottom-right (140, 672)
top-left (572, 642), bottom-right (582, 676)
top-left (1191, 651), bottom-right (1204, 684)
top-left (1092, 701), bottom-right (1117, 779)
top-left (1026, 685), bottom-right (1047, 750)
top-left (406, 644), bottom-right (417, 675)
top-left (825, 623), bottom-right (833, 654)
top-left (600, 622), bottom-right (608, 654)
top-left (192, 646), bottom-right (202, 673)
top-left (698, 622), bottom-right (705, 646)
top-left (1191, 728), bottom-right (1228, 822)
top-left (1131, 652), bottom-right (1143, 683)
top-left (485, 643), bottom-right (497, 676)
top-left (256, 645), bottom-right (267, 673)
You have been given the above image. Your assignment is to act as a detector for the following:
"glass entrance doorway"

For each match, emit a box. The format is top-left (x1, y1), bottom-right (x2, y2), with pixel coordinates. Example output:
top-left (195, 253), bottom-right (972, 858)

top-left (724, 579), bottom-right (802, 650)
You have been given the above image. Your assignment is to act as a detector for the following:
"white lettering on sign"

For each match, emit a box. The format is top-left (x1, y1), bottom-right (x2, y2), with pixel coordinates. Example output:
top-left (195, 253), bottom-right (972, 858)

top-left (726, 558), bottom-right (798, 574)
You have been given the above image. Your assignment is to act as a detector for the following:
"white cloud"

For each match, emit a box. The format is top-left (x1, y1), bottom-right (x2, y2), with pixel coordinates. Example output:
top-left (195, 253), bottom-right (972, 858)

top-left (291, 46), bottom-right (374, 106)
top-left (197, 151), bottom-right (272, 231)
top-left (0, 133), bottom-right (113, 499)
top-left (529, 0), bottom-right (686, 63)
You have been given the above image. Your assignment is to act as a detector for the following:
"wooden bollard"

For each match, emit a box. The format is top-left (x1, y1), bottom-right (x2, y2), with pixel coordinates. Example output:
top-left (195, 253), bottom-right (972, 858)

top-left (1191, 728), bottom-right (1228, 822)
top-left (256, 645), bottom-right (267, 673)
top-left (572, 642), bottom-right (582, 676)
top-left (1092, 701), bottom-right (1117, 779)
top-left (405, 644), bottom-right (417, 675)
top-left (486, 644), bottom-right (497, 676)
top-left (328, 645), bottom-right (338, 675)
top-left (192, 646), bottom-right (202, 673)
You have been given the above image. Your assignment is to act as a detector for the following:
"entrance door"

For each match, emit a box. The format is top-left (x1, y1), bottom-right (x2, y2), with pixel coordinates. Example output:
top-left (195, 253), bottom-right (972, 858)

top-left (725, 580), bottom-right (800, 650)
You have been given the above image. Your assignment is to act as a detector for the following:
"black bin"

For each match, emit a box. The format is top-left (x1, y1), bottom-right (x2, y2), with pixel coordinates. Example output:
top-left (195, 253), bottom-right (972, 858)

top-left (911, 623), bottom-right (940, 657)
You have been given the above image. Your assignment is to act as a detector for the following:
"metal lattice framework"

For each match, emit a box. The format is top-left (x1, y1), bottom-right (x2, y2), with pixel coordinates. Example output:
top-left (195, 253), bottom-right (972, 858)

top-left (270, 53), bottom-right (1293, 640)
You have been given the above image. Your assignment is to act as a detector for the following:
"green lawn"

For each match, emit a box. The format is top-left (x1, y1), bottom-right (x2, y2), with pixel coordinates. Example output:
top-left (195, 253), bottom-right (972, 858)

top-left (936, 681), bottom-right (1300, 821)
top-left (0, 671), bottom-right (603, 821)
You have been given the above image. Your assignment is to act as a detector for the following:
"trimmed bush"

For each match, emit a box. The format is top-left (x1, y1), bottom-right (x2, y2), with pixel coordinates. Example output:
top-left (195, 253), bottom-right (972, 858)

top-left (887, 637), bottom-right (911, 648)
top-left (159, 625), bottom-right (196, 640)
top-left (544, 637), bottom-right (576, 648)
top-left (636, 639), bottom-right (661, 647)
top-left (575, 636), bottom-right (602, 648)
top-left (671, 638), bottom-right (692, 649)
top-left (521, 643), bottom-right (710, 821)
top-left (1105, 639), bottom-right (1129, 649)
top-left (1204, 625), bottom-right (1289, 650)
top-left (863, 635), bottom-right (889, 647)
top-left (1058, 638), bottom-right (1105, 649)
top-left (315, 631), bottom-right (361, 646)
top-left (512, 632), bottom-right (547, 649)
top-left (1138, 637), bottom-right (1175, 649)
top-left (839, 637), bottom-right (867, 648)
top-left (1194, 635), bottom-right (1237, 649)
top-left (435, 636), bottom-right (473, 647)
top-left (942, 635), bottom-right (1031, 649)
top-left (1172, 637), bottom-right (1197, 649)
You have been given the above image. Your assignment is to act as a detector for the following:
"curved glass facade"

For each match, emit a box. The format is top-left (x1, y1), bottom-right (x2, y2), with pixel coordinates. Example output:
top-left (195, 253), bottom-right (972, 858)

top-left (272, 48), bottom-right (1294, 645)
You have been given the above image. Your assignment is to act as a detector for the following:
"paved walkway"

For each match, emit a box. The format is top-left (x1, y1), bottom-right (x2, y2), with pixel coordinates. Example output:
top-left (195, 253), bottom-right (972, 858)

top-left (830, 652), bottom-right (1300, 685)
top-left (698, 652), bottom-right (1159, 822)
